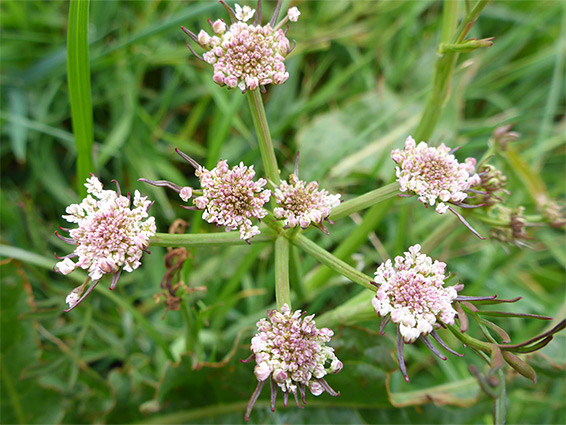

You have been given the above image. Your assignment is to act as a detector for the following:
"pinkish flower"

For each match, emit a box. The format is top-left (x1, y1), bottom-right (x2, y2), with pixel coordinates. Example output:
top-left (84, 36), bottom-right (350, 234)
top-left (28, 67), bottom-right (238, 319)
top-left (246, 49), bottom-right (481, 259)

top-left (195, 159), bottom-right (271, 240)
top-left (181, 1), bottom-right (299, 92)
top-left (141, 149), bottom-right (271, 241)
top-left (392, 136), bottom-right (485, 239)
top-left (234, 3), bottom-right (255, 22)
top-left (55, 176), bottom-right (156, 311)
top-left (274, 173), bottom-right (341, 234)
top-left (288, 7), bottom-right (301, 22)
top-left (372, 244), bottom-right (463, 381)
top-left (179, 186), bottom-right (193, 202)
top-left (242, 304), bottom-right (341, 421)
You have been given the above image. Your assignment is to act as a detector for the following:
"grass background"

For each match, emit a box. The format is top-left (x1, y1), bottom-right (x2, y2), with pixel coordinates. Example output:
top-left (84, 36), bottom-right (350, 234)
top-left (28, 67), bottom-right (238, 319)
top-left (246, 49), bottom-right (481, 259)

top-left (1, 0), bottom-right (565, 423)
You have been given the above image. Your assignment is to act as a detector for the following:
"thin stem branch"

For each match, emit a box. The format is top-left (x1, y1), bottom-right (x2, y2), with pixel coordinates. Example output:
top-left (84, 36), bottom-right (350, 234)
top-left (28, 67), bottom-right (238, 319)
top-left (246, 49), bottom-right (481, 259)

top-left (274, 236), bottom-right (291, 309)
top-left (329, 182), bottom-right (400, 221)
top-left (150, 229), bottom-right (276, 248)
top-left (180, 302), bottom-right (194, 353)
top-left (494, 369), bottom-right (507, 425)
top-left (289, 234), bottom-right (376, 292)
top-left (445, 322), bottom-right (493, 355)
top-left (246, 89), bottom-right (280, 185)
top-left (306, 201), bottom-right (390, 294)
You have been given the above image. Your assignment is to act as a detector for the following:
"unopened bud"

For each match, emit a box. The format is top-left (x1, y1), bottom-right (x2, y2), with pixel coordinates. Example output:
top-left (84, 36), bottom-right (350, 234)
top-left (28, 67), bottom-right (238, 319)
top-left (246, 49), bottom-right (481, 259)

top-left (491, 124), bottom-right (520, 151)
top-left (211, 19), bottom-right (227, 35)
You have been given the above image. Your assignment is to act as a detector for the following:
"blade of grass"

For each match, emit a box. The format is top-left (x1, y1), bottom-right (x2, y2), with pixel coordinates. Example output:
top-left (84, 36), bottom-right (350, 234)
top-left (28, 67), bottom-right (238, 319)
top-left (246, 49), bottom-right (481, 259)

top-left (7, 87), bottom-right (28, 164)
top-left (67, 0), bottom-right (94, 196)
top-left (534, 4), bottom-right (565, 169)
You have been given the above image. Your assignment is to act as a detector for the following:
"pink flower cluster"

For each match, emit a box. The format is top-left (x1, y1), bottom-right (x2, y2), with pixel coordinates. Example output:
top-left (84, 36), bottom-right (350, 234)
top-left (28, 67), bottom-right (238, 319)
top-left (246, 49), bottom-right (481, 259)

top-left (194, 160), bottom-right (271, 241)
top-left (372, 244), bottom-right (460, 343)
top-left (244, 304), bottom-right (341, 419)
top-left (187, 3), bottom-right (299, 92)
top-left (273, 174), bottom-right (341, 230)
top-left (392, 136), bottom-right (481, 214)
top-left (56, 176), bottom-right (156, 310)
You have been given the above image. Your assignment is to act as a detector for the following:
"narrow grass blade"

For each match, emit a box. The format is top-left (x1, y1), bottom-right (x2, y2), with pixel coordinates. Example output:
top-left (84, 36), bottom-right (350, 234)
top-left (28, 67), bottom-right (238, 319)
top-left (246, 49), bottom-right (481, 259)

top-left (67, 0), bottom-right (94, 196)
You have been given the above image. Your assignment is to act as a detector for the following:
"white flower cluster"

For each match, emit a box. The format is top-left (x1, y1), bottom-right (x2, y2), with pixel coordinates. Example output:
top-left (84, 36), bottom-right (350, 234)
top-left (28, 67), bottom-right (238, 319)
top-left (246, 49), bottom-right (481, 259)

top-left (250, 304), bottom-right (342, 396)
top-left (372, 244), bottom-right (459, 343)
top-left (56, 176), bottom-right (156, 281)
top-left (392, 136), bottom-right (481, 214)
top-left (273, 174), bottom-right (341, 229)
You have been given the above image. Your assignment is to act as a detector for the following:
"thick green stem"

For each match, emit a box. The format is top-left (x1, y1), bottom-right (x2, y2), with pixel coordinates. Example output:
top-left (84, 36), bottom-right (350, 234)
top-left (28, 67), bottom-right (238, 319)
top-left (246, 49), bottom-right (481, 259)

top-left (246, 89), bottom-right (280, 185)
top-left (440, 0), bottom-right (460, 44)
top-left (150, 229), bottom-right (276, 248)
top-left (274, 236), bottom-right (291, 309)
top-left (290, 234), bottom-right (376, 292)
top-left (329, 182), bottom-right (400, 221)
top-left (413, 0), bottom-right (491, 142)
top-left (306, 201), bottom-right (390, 294)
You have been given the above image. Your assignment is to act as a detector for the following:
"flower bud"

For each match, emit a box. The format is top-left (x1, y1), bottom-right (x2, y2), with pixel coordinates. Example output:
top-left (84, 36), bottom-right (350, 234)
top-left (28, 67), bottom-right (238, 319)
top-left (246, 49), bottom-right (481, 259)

top-left (288, 7), bottom-right (301, 22)
top-left (57, 258), bottom-right (77, 275)
top-left (211, 19), bottom-right (226, 35)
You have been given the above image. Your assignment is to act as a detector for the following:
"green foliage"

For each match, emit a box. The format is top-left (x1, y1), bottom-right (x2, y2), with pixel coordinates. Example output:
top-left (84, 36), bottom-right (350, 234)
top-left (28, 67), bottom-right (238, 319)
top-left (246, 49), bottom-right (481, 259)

top-left (1, 1), bottom-right (564, 424)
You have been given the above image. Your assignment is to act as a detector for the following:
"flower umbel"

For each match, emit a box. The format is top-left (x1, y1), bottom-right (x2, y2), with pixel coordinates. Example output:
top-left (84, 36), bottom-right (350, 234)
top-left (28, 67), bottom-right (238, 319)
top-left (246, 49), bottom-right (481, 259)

top-left (141, 149), bottom-right (271, 241)
top-left (181, 1), bottom-right (299, 92)
top-left (242, 304), bottom-right (341, 421)
top-left (274, 172), bottom-right (341, 234)
top-left (195, 159), bottom-right (271, 240)
top-left (55, 176), bottom-right (156, 311)
top-left (392, 136), bottom-right (485, 238)
top-left (372, 244), bottom-right (463, 381)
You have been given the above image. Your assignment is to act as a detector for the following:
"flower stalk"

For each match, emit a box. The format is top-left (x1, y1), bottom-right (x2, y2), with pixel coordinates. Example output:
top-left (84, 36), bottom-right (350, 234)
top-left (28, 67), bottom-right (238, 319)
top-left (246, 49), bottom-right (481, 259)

top-left (329, 182), bottom-right (400, 221)
top-left (291, 233), bottom-right (376, 292)
top-left (274, 236), bottom-right (291, 309)
top-left (247, 89), bottom-right (280, 185)
top-left (150, 229), bottom-right (277, 248)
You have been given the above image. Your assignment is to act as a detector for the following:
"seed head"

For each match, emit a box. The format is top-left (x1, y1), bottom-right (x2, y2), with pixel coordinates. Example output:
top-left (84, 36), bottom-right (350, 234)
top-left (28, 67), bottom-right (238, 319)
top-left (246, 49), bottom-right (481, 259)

top-left (490, 206), bottom-right (534, 249)
top-left (472, 164), bottom-right (508, 208)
